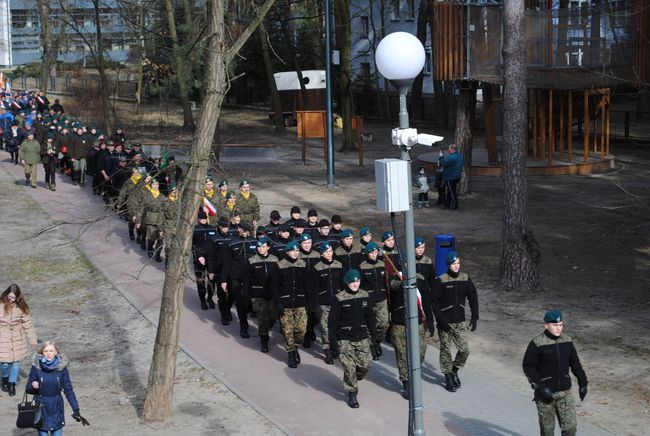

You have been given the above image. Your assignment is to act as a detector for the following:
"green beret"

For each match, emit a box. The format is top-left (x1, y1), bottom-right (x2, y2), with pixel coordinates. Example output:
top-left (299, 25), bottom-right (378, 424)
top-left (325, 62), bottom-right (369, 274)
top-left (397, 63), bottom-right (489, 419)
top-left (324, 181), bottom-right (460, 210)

top-left (544, 310), bottom-right (563, 323)
top-left (344, 269), bottom-right (361, 285)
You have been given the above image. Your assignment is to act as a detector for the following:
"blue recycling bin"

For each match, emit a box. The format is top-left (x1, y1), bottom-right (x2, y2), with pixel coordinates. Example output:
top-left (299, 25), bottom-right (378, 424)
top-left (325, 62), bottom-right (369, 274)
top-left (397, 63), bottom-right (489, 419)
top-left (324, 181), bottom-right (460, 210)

top-left (434, 234), bottom-right (456, 277)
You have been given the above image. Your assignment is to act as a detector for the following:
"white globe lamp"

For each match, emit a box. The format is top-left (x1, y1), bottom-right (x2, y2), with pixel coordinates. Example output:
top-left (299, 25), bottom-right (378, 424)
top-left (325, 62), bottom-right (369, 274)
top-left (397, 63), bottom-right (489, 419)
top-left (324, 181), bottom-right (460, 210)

top-left (375, 32), bottom-right (425, 85)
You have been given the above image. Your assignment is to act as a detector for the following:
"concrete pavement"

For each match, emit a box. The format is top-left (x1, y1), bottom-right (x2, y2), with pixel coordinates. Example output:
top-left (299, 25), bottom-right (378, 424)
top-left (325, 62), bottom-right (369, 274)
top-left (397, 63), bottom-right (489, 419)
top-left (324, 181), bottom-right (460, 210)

top-left (0, 152), bottom-right (610, 436)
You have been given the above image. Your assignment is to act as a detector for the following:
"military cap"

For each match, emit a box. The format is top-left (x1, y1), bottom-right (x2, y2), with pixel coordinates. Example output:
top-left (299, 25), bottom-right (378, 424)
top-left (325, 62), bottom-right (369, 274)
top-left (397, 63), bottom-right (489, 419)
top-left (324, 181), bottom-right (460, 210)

top-left (239, 179), bottom-right (250, 187)
top-left (168, 155), bottom-right (175, 161)
top-left (169, 183), bottom-right (177, 191)
top-left (365, 241), bottom-right (379, 253)
top-left (205, 175), bottom-right (214, 183)
top-left (331, 214), bottom-right (342, 224)
top-left (318, 219), bottom-right (330, 227)
top-left (307, 209), bottom-right (318, 217)
top-left (340, 229), bottom-right (354, 238)
top-left (197, 210), bottom-right (208, 219)
top-left (226, 190), bottom-right (237, 199)
top-left (445, 251), bottom-right (459, 265)
top-left (382, 231), bottom-right (394, 242)
top-left (359, 227), bottom-right (371, 237)
top-left (319, 242), bottom-right (332, 254)
top-left (299, 233), bottom-right (311, 242)
top-left (344, 269), bottom-right (361, 284)
top-left (218, 179), bottom-right (228, 188)
top-left (290, 206), bottom-right (301, 214)
top-left (544, 310), bottom-right (563, 323)
top-left (256, 225), bottom-right (267, 235)
top-left (414, 237), bottom-right (425, 247)
top-left (294, 219), bottom-right (307, 228)
top-left (217, 216), bottom-right (229, 227)
top-left (286, 241), bottom-right (300, 252)
top-left (279, 223), bottom-right (291, 232)
top-left (257, 236), bottom-right (271, 247)
top-left (270, 210), bottom-right (281, 220)
top-left (239, 221), bottom-right (253, 232)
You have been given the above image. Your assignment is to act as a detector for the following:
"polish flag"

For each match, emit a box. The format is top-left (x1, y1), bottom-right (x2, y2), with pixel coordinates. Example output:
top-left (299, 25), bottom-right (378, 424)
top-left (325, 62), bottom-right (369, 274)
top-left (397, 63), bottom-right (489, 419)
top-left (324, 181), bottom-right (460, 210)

top-left (36, 95), bottom-right (45, 105)
top-left (416, 288), bottom-right (426, 320)
top-left (11, 100), bottom-right (20, 109)
top-left (203, 197), bottom-right (217, 217)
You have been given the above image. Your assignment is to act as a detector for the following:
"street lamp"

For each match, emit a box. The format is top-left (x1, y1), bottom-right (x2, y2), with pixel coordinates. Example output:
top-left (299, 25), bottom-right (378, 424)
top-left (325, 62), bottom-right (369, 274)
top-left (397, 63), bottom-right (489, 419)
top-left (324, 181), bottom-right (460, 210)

top-left (375, 32), bottom-right (437, 436)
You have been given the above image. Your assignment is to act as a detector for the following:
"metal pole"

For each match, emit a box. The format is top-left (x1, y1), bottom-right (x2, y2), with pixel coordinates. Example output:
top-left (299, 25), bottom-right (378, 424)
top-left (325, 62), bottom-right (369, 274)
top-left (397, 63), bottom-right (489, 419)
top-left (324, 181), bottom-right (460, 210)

top-left (325, 0), bottom-right (335, 188)
top-left (398, 86), bottom-right (425, 436)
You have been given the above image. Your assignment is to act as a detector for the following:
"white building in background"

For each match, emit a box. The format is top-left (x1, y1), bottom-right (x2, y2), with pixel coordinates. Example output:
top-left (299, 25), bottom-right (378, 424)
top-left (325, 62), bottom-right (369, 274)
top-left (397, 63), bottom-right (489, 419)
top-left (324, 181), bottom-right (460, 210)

top-left (0, 0), bottom-right (12, 66)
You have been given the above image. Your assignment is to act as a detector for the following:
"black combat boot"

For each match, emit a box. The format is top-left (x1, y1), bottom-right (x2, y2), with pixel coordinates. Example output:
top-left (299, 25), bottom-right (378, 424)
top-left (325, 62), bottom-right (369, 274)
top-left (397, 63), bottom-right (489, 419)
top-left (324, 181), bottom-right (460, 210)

top-left (445, 373), bottom-right (457, 392)
top-left (220, 311), bottom-right (230, 326)
top-left (147, 240), bottom-right (155, 258)
top-left (287, 351), bottom-right (297, 369)
top-left (1, 376), bottom-right (8, 392)
top-left (250, 311), bottom-right (257, 319)
top-left (8, 382), bottom-right (16, 396)
top-left (324, 349), bottom-right (334, 365)
top-left (452, 366), bottom-right (461, 388)
top-left (239, 319), bottom-right (250, 338)
top-left (401, 381), bottom-right (409, 399)
top-left (260, 335), bottom-right (269, 353)
top-left (371, 344), bottom-right (380, 361)
top-left (347, 392), bottom-right (359, 408)
top-left (303, 333), bottom-right (312, 349)
top-left (154, 247), bottom-right (162, 263)
top-left (198, 291), bottom-right (208, 310)
top-left (207, 290), bottom-right (215, 309)
top-left (293, 349), bottom-right (301, 364)
top-left (140, 237), bottom-right (146, 251)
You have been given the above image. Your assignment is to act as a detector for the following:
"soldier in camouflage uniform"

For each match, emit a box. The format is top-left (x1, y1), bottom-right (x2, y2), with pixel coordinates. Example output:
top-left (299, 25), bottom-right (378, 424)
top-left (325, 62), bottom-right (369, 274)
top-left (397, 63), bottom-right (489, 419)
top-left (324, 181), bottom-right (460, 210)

top-left (216, 179), bottom-right (229, 211)
top-left (432, 251), bottom-right (479, 392)
top-left (138, 178), bottom-right (167, 261)
top-left (242, 237), bottom-right (279, 353)
top-left (328, 269), bottom-right (376, 408)
top-left (117, 167), bottom-right (143, 238)
top-left (523, 310), bottom-right (588, 436)
top-left (298, 233), bottom-right (320, 348)
top-left (334, 228), bottom-right (361, 273)
top-left (131, 174), bottom-right (153, 250)
top-left (310, 242), bottom-right (343, 364)
top-left (272, 241), bottom-right (310, 368)
top-left (236, 179), bottom-right (261, 230)
top-left (161, 184), bottom-right (179, 267)
top-left (359, 242), bottom-right (389, 360)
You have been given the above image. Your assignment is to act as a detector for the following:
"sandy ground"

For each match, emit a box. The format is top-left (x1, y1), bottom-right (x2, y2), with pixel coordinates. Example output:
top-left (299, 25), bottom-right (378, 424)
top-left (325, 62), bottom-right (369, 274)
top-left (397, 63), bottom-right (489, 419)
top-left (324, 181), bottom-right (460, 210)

top-left (0, 162), bottom-right (283, 435)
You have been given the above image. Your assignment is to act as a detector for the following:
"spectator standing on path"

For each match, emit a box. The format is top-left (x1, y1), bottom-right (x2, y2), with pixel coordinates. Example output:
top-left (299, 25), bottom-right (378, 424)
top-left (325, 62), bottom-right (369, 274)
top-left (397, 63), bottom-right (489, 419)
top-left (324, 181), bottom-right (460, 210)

top-left (40, 135), bottom-right (58, 191)
top-left (328, 269), bottom-right (376, 409)
top-left (26, 341), bottom-right (89, 435)
top-left (20, 131), bottom-right (41, 188)
top-left (0, 284), bottom-right (37, 397)
top-left (523, 310), bottom-right (588, 436)
top-left (415, 166), bottom-right (431, 208)
top-left (432, 250), bottom-right (479, 393)
top-left (438, 143), bottom-right (464, 209)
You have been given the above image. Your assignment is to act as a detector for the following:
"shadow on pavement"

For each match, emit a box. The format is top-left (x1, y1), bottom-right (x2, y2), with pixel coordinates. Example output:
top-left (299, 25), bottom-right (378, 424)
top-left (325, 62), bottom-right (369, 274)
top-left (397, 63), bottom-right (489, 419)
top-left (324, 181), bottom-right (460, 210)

top-left (442, 411), bottom-right (524, 436)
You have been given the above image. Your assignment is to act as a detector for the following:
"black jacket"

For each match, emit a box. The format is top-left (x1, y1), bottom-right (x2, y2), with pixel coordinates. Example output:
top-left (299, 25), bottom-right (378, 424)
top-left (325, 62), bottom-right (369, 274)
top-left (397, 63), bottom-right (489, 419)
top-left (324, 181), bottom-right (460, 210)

top-left (328, 288), bottom-right (376, 342)
top-left (415, 255), bottom-right (436, 327)
top-left (272, 256), bottom-right (309, 309)
top-left (359, 258), bottom-right (387, 302)
top-left (220, 236), bottom-right (257, 283)
top-left (432, 270), bottom-right (478, 326)
top-left (242, 253), bottom-right (279, 300)
top-left (334, 243), bottom-right (362, 274)
top-left (191, 224), bottom-right (217, 272)
top-left (522, 330), bottom-right (588, 394)
top-left (310, 259), bottom-right (344, 306)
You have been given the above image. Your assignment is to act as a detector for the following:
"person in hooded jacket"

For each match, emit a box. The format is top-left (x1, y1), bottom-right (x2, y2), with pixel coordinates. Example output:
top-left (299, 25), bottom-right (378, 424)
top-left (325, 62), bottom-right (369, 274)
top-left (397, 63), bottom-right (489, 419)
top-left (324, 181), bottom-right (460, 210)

top-left (26, 341), bottom-right (89, 435)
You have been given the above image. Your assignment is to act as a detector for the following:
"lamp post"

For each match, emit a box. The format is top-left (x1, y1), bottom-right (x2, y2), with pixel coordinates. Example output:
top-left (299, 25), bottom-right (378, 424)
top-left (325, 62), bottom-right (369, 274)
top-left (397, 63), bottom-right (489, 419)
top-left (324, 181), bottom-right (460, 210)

top-left (324, 0), bottom-right (335, 187)
top-left (375, 32), bottom-right (426, 436)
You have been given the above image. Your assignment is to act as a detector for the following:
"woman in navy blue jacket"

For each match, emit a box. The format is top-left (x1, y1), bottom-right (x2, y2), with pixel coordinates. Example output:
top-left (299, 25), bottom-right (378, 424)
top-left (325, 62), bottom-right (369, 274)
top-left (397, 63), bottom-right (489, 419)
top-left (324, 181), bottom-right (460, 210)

top-left (25, 341), bottom-right (85, 436)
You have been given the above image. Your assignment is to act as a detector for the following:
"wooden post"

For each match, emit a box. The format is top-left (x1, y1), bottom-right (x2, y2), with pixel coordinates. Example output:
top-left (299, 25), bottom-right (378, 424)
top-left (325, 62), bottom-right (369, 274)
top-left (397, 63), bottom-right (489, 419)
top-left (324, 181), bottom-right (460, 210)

top-left (548, 89), bottom-right (554, 165)
top-left (592, 98), bottom-right (598, 153)
top-left (532, 89), bottom-right (538, 160)
top-left (559, 94), bottom-right (564, 159)
top-left (323, 112), bottom-right (327, 163)
top-left (300, 112), bottom-right (306, 164)
top-left (606, 94), bottom-right (611, 156)
top-left (540, 90), bottom-right (546, 161)
top-left (600, 94), bottom-right (605, 160)
top-left (583, 90), bottom-right (589, 162)
top-left (568, 91), bottom-right (573, 162)
top-left (484, 84), bottom-right (499, 164)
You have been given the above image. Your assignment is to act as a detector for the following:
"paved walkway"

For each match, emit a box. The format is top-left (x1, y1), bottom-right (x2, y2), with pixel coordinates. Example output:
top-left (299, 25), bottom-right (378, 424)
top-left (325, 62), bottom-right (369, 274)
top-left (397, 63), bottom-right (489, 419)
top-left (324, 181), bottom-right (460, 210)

top-left (0, 153), bottom-right (610, 436)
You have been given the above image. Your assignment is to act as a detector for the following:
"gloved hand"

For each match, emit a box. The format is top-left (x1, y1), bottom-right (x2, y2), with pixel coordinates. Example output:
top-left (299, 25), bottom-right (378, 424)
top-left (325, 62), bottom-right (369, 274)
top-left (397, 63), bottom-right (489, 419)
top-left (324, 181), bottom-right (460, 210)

top-left (469, 318), bottom-right (478, 332)
top-left (579, 385), bottom-right (588, 401)
top-left (536, 386), bottom-right (555, 403)
top-left (437, 321), bottom-right (451, 333)
top-left (72, 411), bottom-right (90, 426)
top-left (276, 303), bottom-right (284, 314)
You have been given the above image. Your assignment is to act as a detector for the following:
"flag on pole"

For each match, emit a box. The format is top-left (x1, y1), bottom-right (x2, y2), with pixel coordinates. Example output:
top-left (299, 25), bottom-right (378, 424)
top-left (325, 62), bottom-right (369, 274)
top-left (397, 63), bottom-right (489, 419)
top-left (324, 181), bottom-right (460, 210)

top-left (11, 100), bottom-right (20, 109)
top-left (416, 288), bottom-right (426, 320)
top-left (36, 95), bottom-right (45, 105)
top-left (203, 197), bottom-right (217, 217)
top-left (6, 80), bottom-right (11, 94)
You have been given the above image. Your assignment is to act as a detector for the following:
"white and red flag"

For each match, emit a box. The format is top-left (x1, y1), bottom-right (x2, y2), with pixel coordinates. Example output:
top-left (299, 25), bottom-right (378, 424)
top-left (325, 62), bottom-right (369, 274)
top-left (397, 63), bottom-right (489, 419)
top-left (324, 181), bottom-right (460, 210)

top-left (203, 197), bottom-right (217, 217)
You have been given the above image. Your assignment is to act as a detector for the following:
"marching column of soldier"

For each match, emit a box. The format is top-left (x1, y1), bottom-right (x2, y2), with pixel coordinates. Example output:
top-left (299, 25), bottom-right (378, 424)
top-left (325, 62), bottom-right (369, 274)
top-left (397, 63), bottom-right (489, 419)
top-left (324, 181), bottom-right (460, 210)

top-left (3, 91), bottom-right (589, 432)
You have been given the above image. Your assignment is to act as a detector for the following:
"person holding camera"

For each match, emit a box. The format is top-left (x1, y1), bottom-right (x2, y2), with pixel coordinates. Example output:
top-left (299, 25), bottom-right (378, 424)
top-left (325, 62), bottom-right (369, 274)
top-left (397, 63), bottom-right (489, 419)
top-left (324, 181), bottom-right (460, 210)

top-left (26, 341), bottom-right (89, 435)
top-left (438, 143), bottom-right (464, 209)
top-left (523, 310), bottom-right (588, 436)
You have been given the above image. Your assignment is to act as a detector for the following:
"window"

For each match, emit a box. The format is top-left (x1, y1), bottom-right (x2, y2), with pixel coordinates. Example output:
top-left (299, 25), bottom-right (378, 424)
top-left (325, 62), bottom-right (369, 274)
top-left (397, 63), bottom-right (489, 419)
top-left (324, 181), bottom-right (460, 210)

top-left (360, 16), bottom-right (369, 39)
top-left (424, 47), bottom-right (432, 75)
top-left (390, 0), bottom-right (400, 21)
top-left (407, 0), bottom-right (415, 20)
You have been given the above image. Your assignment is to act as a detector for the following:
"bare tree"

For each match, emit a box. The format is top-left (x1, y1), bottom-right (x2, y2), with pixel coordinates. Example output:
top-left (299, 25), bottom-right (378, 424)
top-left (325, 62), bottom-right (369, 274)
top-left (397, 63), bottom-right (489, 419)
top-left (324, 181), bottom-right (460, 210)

top-left (142, 0), bottom-right (278, 422)
top-left (37, 0), bottom-right (67, 93)
top-left (500, 0), bottom-right (541, 292)
top-left (259, 23), bottom-right (285, 133)
top-left (334, 0), bottom-right (355, 151)
top-left (455, 81), bottom-right (477, 196)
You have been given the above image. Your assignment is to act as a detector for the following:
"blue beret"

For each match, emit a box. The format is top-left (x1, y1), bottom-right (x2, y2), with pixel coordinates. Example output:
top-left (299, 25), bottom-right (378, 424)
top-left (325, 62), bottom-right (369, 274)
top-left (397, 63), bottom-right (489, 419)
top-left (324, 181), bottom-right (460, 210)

top-left (382, 231), bottom-right (394, 242)
top-left (415, 237), bottom-right (425, 247)
top-left (340, 229), bottom-right (354, 238)
top-left (359, 227), bottom-right (371, 237)
top-left (319, 242), bottom-right (332, 253)
top-left (299, 233), bottom-right (311, 241)
top-left (365, 241), bottom-right (379, 253)
top-left (286, 241), bottom-right (299, 251)
top-left (445, 251), bottom-right (459, 265)
top-left (257, 237), bottom-right (270, 247)
top-left (343, 269), bottom-right (361, 285)
top-left (544, 310), bottom-right (563, 323)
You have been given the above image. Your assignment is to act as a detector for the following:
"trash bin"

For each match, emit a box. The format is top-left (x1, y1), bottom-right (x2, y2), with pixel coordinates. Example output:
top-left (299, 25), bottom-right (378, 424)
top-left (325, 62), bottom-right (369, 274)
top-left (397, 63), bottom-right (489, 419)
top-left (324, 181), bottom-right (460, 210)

top-left (434, 234), bottom-right (456, 277)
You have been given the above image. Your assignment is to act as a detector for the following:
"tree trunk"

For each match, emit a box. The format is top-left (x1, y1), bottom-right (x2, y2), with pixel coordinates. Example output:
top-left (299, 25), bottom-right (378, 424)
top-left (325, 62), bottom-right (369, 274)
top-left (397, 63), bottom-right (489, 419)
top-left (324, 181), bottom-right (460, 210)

top-left (135, 3), bottom-right (145, 114)
top-left (37, 0), bottom-right (66, 93)
top-left (410, 0), bottom-right (429, 120)
top-left (335, 0), bottom-right (355, 151)
top-left (93, 0), bottom-right (114, 133)
top-left (259, 24), bottom-right (285, 133)
top-left (165, 0), bottom-right (196, 130)
top-left (500, 0), bottom-right (541, 293)
top-left (455, 81), bottom-right (476, 196)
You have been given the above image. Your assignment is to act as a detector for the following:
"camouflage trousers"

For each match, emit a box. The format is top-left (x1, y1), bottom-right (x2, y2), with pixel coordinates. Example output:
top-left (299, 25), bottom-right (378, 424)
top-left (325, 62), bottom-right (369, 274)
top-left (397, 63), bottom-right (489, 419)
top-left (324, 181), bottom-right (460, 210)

top-left (391, 324), bottom-right (427, 383)
top-left (437, 321), bottom-right (469, 374)
top-left (279, 307), bottom-right (307, 352)
top-left (535, 389), bottom-right (577, 436)
top-left (318, 305), bottom-right (332, 350)
top-left (251, 298), bottom-right (277, 336)
top-left (373, 299), bottom-right (389, 346)
top-left (339, 338), bottom-right (372, 393)
top-left (145, 224), bottom-right (162, 245)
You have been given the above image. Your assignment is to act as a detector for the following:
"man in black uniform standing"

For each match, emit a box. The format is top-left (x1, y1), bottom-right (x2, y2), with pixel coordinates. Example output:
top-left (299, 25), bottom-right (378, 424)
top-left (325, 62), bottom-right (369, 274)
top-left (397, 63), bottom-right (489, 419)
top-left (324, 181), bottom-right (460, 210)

top-left (523, 310), bottom-right (588, 436)
top-left (214, 216), bottom-right (234, 325)
top-left (192, 210), bottom-right (217, 310)
top-left (334, 229), bottom-right (361, 273)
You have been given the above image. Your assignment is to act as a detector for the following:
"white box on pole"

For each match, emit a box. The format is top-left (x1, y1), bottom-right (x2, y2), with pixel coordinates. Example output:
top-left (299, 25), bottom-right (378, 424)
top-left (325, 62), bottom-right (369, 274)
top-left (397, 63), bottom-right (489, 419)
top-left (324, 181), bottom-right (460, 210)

top-left (375, 158), bottom-right (410, 213)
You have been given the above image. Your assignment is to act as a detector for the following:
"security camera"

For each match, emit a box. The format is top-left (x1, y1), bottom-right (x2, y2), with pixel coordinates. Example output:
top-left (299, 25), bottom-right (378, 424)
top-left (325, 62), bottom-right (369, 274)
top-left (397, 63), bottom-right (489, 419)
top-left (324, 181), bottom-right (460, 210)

top-left (417, 133), bottom-right (444, 147)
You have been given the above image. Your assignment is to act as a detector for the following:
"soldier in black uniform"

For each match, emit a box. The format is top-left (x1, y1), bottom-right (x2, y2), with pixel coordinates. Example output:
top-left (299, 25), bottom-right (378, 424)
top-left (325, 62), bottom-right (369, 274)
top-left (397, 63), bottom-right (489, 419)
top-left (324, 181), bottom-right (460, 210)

top-left (358, 227), bottom-right (372, 253)
top-left (220, 221), bottom-right (257, 338)
top-left (271, 223), bottom-right (292, 258)
top-left (328, 269), bottom-right (376, 408)
top-left (298, 233), bottom-right (320, 348)
top-left (242, 237), bottom-right (279, 352)
top-left (305, 209), bottom-right (320, 239)
top-left (313, 219), bottom-right (340, 252)
top-left (310, 242), bottom-right (343, 364)
top-left (330, 214), bottom-right (343, 239)
top-left (292, 219), bottom-right (307, 241)
top-left (414, 237), bottom-right (436, 336)
top-left (359, 242), bottom-right (389, 360)
top-left (284, 206), bottom-right (302, 229)
top-left (213, 216), bottom-right (234, 325)
top-left (334, 228), bottom-right (362, 273)
top-left (265, 210), bottom-right (282, 239)
top-left (380, 230), bottom-right (402, 275)
top-left (191, 210), bottom-right (218, 310)
top-left (523, 310), bottom-right (588, 436)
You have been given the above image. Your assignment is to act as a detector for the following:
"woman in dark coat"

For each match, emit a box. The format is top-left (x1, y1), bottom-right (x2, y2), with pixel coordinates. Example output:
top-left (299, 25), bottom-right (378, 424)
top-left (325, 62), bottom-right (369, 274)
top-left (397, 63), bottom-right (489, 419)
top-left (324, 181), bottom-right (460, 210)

top-left (25, 341), bottom-right (87, 435)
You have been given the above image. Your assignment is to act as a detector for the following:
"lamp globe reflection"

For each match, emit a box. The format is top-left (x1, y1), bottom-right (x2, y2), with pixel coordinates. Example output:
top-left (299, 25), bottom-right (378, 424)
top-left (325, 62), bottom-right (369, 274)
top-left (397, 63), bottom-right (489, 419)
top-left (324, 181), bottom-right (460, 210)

top-left (375, 32), bottom-right (426, 82)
